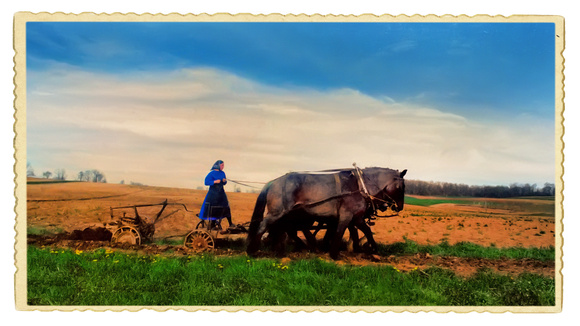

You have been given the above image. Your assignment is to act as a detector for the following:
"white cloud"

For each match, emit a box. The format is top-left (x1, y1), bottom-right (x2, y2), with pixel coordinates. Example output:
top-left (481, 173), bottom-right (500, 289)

top-left (26, 66), bottom-right (555, 189)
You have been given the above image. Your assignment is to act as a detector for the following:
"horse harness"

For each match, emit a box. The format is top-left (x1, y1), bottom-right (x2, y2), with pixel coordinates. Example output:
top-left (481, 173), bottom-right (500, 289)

top-left (292, 164), bottom-right (399, 224)
top-left (352, 164), bottom-right (400, 221)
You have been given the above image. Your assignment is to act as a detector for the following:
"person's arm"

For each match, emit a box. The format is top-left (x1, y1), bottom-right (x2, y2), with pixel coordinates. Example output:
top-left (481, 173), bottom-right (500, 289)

top-left (204, 172), bottom-right (221, 186)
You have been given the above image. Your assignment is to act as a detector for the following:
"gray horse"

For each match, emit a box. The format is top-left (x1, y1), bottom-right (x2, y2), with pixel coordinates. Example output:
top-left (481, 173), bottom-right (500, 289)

top-left (246, 167), bottom-right (407, 259)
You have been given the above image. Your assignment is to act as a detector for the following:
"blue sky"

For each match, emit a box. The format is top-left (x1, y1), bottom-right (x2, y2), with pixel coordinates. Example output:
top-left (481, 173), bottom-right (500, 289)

top-left (26, 22), bottom-right (556, 188)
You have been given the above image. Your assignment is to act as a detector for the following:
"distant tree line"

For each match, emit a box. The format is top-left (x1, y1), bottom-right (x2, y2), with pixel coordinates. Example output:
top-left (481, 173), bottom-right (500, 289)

top-left (26, 163), bottom-right (107, 183)
top-left (77, 170), bottom-right (107, 183)
top-left (120, 180), bottom-right (145, 186)
top-left (405, 179), bottom-right (556, 198)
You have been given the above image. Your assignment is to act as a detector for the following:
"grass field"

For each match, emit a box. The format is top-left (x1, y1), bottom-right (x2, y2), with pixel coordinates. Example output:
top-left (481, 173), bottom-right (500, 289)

top-left (404, 196), bottom-right (469, 207)
top-left (27, 246), bottom-right (555, 306)
top-left (378, 239), bottom-right (555, 261)
top-left (406, 195), bottom-right (555, 209)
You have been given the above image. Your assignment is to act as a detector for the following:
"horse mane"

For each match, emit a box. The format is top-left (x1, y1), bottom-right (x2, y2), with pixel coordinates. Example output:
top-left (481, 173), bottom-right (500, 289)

top-left (364, 166), bottom-right (400, 175)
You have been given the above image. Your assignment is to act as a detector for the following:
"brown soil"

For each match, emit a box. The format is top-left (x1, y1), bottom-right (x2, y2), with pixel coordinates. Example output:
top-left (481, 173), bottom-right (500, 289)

top-left (370, 203), bottom-right (555, 249)
top-left (26, 181), bottom-right (556, 277)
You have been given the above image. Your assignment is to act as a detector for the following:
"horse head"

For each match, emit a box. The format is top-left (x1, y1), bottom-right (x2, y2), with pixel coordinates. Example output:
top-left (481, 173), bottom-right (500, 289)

top-left (366, 168), bottom-right (407, 212)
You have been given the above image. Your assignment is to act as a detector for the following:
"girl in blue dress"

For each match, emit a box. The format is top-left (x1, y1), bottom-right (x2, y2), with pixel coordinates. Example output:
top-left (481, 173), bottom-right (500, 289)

top-left (199, 160), bottom-right (233, 228)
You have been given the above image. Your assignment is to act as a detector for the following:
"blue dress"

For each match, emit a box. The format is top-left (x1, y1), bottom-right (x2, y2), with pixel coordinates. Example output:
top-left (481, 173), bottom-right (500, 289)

top-left (199, 170), bottom-right (231, 220)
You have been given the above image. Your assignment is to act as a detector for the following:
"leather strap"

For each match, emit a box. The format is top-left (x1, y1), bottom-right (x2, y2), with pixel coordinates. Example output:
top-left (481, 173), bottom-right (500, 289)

top-left (334, 173), bottom-right (342, 196)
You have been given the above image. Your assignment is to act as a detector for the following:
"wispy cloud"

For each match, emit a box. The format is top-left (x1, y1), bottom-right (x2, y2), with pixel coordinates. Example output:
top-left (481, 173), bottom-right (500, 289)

top-left (391, 40), bottom-right (418, 53)
top-left (26, 65), bottom-right (555, 188)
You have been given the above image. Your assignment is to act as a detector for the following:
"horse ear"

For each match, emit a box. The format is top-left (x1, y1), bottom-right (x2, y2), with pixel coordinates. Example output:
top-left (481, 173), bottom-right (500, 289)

top-left (400, 169), bottom-right (407, 178)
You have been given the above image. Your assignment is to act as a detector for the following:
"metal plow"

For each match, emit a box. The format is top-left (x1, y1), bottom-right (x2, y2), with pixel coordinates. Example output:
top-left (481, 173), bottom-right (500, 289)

top-left (108, 199), bottom-right (248, 251)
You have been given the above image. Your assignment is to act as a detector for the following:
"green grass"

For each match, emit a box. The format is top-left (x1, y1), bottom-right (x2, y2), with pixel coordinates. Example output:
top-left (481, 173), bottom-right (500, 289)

top-left (378, 239), bottom-right (555, 261)
top-left (513, 196), bottom-right (556, 201)
top-left (404, 195), bottom-right (555, 217)
top-left (405, 196), bottom-right (467, 207)
top-left (27, 180), bottom-right (80, 185)
top-left (27, 246), bottom-right (555, 306)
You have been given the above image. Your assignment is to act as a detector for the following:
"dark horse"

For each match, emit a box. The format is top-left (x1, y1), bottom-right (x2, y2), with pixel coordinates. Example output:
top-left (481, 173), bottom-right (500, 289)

top-left (246, 167), bottom-right (407, 259)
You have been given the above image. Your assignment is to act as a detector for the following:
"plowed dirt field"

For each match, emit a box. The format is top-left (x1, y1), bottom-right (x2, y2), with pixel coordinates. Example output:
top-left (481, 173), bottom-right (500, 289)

top-left (25, 179), bottom-right (556, 277)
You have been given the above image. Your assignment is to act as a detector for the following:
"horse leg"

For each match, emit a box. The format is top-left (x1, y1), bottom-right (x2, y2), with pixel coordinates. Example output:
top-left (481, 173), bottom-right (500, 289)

top-left (329, 218), bottom-right (350, 260)
top-left (247, 219), bottom-right (269, 255)
top-left (348, 224), bottom-right (361, 253)
top-left (287, 228), bottom-right (307, 251)
top-left (270, 227), bottom-right (288, 257)
top-left (301, 228), bottom-right (318, 252)
top-left (354, 218), bottom-right (378, 254)
top-left (321, 220), bottom-right (337, 252)
top-left (247, 214), bottom-right (282, 256)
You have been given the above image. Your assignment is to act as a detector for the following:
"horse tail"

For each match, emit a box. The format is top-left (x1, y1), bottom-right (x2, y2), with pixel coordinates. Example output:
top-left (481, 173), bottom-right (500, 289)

top-left (246, 182), bottom-right (271, 254)
top-left (250, 183), bottom-right (270, 230)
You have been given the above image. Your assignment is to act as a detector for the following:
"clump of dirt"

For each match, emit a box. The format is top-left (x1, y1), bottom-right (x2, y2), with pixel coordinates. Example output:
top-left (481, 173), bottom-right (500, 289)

top-left (69, 227), bottom-right (112, 241)
top-left (28, 227), bottom-right (112, 246)
top-left (300, 251), bottom-right (555, 278)
top-left (380, 253), bottom-right (555, 277)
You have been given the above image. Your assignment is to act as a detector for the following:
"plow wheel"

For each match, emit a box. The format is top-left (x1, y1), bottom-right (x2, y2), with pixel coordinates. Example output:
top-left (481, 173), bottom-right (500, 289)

top-left (184, 230), bottom-right (215, 251)
top-left (111, 226), bottom-right (141, 245)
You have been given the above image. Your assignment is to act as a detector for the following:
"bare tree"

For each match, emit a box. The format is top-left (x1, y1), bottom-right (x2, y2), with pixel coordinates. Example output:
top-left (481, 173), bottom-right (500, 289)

top-left (54, 169), bottom-right (67, 181)
top-left (93, 170), bottom-right (104, 182)
top-left (77, 169), bottom-right (107, 183)
top-left (27, 163), bottom-right (35, 177)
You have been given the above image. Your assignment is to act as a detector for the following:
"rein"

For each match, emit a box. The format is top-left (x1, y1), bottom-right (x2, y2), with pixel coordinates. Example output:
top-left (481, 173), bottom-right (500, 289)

top-left (293, 164), bottom-right (399, 221)
top-left (228, 168), bottom-right (353, 189)
top-left (228, 179), bottom-right (266, 189)
top-left (352, 163), bottom-right (377, 215)
top-left (231, 165), bottom-right (401, 221)
top-left (291, 190), bottom-right (362, 210)
top-left (352, 163), bottom-right (399, 219)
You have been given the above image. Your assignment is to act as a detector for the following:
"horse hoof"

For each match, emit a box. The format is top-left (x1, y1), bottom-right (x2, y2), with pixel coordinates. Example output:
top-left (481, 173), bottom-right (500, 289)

top-left (246, 248), bottom-right (258, 257)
